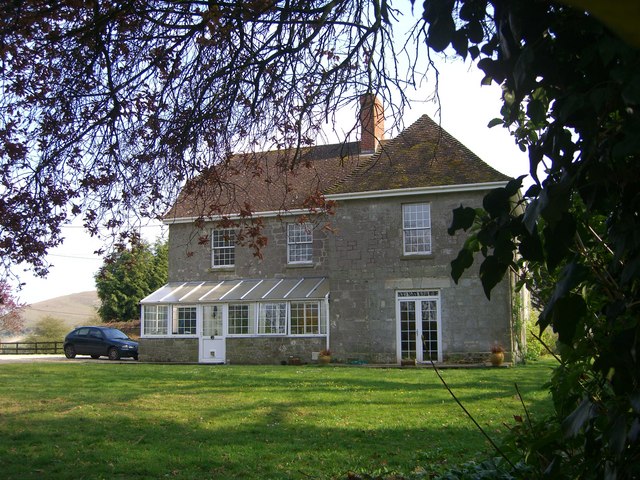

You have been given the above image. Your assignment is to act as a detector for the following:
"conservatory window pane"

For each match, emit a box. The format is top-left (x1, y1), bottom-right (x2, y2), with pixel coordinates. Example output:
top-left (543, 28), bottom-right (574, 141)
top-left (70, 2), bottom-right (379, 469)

top-left (143, 305), bottom-right (168, 335)
top-left (258, 303), bottom-right (287, 334)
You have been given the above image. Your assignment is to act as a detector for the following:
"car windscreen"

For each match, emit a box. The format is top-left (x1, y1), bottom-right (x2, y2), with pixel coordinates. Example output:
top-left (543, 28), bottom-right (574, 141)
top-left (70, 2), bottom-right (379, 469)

top-left (103, 328), bottom-right (130, 340)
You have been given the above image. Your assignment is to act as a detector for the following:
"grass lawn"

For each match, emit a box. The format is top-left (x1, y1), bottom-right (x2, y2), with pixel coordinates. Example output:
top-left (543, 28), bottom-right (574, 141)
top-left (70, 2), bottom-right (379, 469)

top-left (0, 359), bottom-right (555, 479)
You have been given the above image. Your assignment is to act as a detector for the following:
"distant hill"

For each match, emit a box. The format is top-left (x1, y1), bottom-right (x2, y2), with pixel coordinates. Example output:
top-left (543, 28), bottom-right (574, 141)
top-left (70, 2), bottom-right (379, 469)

top-left (22, 291), bottom-right (101, 332)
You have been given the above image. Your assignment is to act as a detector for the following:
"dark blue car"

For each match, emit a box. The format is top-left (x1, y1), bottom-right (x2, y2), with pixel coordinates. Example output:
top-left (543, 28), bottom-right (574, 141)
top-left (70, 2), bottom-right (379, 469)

top-left (64, 326), bottom-right (139, 361)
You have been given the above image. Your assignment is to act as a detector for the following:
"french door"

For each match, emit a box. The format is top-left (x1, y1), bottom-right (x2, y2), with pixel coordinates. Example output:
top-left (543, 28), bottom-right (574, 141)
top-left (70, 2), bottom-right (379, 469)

top-left (397, 291), bottom-right (441, 363)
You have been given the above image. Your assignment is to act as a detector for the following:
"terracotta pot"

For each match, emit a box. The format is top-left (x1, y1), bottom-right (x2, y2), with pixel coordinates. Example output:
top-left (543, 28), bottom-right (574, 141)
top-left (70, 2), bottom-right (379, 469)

top-left (319, 355), bottom-right (331, 365)
top-left (490, 352), bottom-right (505, 366)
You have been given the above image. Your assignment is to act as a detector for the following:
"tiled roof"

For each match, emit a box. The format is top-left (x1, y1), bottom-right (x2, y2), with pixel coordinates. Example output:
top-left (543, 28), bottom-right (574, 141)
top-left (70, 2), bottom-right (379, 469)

top-left (328, 115), bottom-right (511, 194)
top-left (165, 114), bottom-right (510, 219)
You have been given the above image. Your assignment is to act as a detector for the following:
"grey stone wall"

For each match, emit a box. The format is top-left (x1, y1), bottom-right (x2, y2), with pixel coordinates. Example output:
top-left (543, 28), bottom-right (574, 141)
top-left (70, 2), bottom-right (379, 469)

top-left (322, 191), bottom-right (513, 363)
top-left (139, 338), bottom-right (199, 363)
top-left (226, 337), bottom-right (327, 365)
top-left (167, 215), bottom-right (332, 282)
top-left (165, 188), bottom-right (515, 364)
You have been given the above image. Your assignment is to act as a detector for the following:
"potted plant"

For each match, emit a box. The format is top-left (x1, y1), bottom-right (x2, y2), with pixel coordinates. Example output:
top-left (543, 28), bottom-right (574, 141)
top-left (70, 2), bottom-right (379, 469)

top-left (490, 344), bottom-right (505, 366)
top-left (318, 349), bottom-right (331, 365)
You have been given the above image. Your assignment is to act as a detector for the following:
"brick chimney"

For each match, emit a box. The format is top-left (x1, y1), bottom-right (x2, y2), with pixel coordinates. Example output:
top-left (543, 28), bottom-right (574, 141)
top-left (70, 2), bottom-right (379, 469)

top-left (359, 93), bottom-right (384, 153)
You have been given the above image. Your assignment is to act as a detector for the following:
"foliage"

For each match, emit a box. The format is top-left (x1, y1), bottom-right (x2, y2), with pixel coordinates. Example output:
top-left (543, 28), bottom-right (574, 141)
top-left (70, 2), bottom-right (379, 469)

top-left (0, 361), bottom-right (553, 479)
top-left (440, 0), bottom-right (640, 477)
top-left (558, 0), bottom-right (640, 48)
top-left (23, 316), bottom-right (68, 343)
top-left (94, 239), bottom-right (167, 321)
top-left (524, 314), bottom-right (558, 361)
top-left (102, 320), bottom-right (141, 340)
top-left (22, 316), bottom-right (68, 352)
top-left (433, 458), bottom-right (533, 480)
top-left (0, 0), bottom-right (418, 277)
top-left (0, 280), bottom-right (24, 339)
top-left (343, 458), bottom-right (533, 480)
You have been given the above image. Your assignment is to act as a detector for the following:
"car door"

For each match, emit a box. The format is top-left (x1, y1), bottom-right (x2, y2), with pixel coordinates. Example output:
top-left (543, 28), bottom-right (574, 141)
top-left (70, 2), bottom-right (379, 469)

top-left (71, 327), bottom-right (91, 355)
top-left (87, 328), bottom-right (107, 356)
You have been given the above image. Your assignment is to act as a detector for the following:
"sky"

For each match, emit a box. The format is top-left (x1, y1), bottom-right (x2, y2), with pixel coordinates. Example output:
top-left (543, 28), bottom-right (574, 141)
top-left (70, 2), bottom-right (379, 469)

top-left (14, 56), bottom-right (532, 306)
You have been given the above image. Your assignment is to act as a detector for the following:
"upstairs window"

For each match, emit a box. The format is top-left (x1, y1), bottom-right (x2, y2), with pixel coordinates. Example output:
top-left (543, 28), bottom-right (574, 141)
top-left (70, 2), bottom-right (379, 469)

top-left (287, 223), bottom-right (313, 264)
top-left (403, 203), bottom-right (431, 255)
top-left (212, 228), bottom-right (236, 267)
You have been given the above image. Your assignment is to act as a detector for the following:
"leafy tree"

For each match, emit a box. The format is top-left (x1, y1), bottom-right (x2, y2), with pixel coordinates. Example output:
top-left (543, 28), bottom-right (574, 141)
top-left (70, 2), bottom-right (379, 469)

top-left (0, 280), bottom-right (24, 340)
top-left (95, 239), bottom-right (168, 322)
top-left (149, 240), bottom-right (169, 291)
top-left (1, 0), bottom-right (415, 277)
top-left (441, 1), bottom-right (640, 477)
top-left (24, 316), bottom-right (68, 352)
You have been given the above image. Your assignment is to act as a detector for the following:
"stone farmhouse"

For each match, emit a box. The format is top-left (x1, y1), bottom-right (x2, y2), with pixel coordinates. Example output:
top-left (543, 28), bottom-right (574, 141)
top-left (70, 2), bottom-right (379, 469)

top-left (139, 95), bottom-right (527, 364)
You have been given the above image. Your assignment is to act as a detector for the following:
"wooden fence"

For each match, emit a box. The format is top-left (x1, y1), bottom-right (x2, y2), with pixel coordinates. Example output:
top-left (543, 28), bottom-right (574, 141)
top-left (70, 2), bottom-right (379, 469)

top-left (0, 342), bottom-right (64, 355)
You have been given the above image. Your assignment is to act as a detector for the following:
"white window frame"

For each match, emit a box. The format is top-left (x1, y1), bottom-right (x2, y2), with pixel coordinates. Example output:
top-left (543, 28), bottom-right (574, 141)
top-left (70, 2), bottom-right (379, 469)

top-left (396, 290), bottom-right (442, 363)
top-left (142, 299), bottom-right (329, 338)
top-left (402, 203), bottom-right (432, 255)
top-left (142, 305), bottom-right (169, 336)
top-left (290, 302), bottom-right (321, 335)
top-left (211, 228), bottom-right (236, 268)
top-left (257, 303), bottom-right (287, 335)
top-left (227, 303), bottom-right (255, 335)
top-left (174, 306), bottom-right (198, 335)
top-left (287, 223), bottom-right (313, 264)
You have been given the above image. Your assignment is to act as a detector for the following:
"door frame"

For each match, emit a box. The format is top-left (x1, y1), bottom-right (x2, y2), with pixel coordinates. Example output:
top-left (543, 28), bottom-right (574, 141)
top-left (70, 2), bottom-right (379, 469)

top-left (199, 304), bottom-right (227, 364)
top-left (395, 290), bottom-right (442, 364)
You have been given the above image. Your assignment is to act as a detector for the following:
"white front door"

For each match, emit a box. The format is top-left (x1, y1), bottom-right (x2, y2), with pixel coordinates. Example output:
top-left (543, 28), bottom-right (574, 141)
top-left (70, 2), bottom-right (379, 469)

top-left (200, 305), bottom-right (226, 363)
top-left (397, 291), bottom-right (441, 363)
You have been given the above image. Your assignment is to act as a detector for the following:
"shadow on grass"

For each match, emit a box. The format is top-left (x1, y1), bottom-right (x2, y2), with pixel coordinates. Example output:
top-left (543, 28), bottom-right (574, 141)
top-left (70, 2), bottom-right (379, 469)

top-left (0, 361), bottom-right (555, 479)
top-left (1, 410), bottom-right (496, 480)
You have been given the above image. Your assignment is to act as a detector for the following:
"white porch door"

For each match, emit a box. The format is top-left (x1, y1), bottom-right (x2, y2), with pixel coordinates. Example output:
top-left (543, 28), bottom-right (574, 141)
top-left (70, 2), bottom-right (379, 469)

top-left (200, 305), bottom-right (226, 363)
top-left (397, 291), bottom-right (441, 363)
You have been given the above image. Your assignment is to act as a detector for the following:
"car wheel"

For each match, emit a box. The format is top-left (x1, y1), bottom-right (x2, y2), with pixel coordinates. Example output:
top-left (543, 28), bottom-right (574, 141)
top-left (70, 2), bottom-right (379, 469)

top-left (133, 354), bottom-right (139, 361)
top-left (64, 345), bottom-right (76, 359)
top-left (91, 355), bottom-right (100, 359)
top-left (108, 348), bottom-right (120, 361)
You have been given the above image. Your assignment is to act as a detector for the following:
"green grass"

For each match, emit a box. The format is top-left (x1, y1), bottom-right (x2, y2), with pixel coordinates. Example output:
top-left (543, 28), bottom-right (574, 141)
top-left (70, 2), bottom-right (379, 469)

top-left (0, 360), bottom-right (555, 479)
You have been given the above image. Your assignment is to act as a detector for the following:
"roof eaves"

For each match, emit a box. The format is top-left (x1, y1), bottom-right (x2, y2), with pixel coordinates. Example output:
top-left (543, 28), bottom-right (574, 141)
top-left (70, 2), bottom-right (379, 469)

top-left (326, 181), bottom-right (511, 201)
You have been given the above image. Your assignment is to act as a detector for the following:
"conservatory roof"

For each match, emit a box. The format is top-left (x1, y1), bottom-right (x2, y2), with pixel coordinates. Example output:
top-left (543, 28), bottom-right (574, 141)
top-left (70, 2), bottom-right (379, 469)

top-left (140, 278), bottom-right (329, 304)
